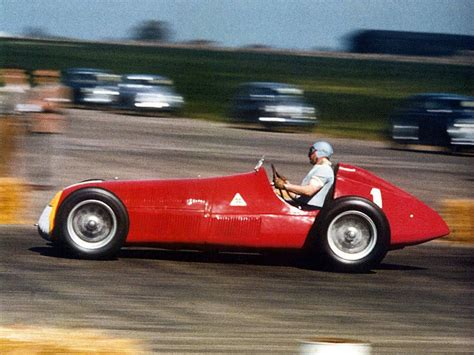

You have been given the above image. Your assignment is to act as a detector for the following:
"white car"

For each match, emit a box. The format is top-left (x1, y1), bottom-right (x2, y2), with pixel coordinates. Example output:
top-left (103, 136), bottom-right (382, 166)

top-left (117, 74), bottom-right (184, 113)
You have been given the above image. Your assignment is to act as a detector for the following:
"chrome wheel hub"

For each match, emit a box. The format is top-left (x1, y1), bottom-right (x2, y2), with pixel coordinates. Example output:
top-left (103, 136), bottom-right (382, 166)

top-left (86, 218), bottom-right (99, 231)
top-left (67, 199), bottom-right (117, 250)
top-left (327, 210), bottom-right (377, 261)
top-left (345, 227), bottom-right (358, 241)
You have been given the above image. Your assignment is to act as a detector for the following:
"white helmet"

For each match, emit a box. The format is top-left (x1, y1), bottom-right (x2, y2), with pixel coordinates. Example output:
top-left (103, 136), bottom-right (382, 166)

top-left (309, 141), bottom-right (333, 159)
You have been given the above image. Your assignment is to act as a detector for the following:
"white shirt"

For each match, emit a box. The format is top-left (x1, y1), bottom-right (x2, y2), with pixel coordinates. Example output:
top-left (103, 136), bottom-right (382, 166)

top-left (300, 162), bottom-right (334, 207)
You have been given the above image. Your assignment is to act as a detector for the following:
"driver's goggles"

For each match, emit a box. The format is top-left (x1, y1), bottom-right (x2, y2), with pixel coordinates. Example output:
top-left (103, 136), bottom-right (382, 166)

top-left (308, 146), bottom-right (317, 157)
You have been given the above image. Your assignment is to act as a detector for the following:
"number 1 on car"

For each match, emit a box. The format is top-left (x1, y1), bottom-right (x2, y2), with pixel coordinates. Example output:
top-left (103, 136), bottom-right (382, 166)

top-left (370, 188), bottom-right (383, 208)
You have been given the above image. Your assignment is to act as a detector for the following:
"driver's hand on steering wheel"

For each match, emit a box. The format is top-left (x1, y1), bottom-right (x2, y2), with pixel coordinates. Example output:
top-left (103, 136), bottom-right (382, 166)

top-left (274, 176), bottom-right (287, 190)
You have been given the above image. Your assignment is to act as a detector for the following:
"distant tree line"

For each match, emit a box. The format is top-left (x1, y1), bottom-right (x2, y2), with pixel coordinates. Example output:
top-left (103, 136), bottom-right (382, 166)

top-left (22, 20), bottom-right (173, 43)
top-left (131, 20), bottom-right (172, 42)
top-left (22, 22), bottom-right (474, 57)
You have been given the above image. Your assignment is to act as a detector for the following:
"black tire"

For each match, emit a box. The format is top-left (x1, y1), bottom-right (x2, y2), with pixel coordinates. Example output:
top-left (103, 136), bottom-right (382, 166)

top-left (314, 197), bottom-right (390, 273)
top-left (55, 188), bottom-right (129, 259)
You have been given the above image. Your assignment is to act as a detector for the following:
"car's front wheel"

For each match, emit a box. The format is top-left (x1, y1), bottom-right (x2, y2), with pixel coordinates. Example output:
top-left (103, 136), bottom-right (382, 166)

top-left (315, 197), bottom-right (390, 272)
top-left (55, 188), bottom-right (129, 259)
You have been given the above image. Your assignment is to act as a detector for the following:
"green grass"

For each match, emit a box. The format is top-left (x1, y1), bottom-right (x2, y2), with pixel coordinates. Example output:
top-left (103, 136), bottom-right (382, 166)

top-left (1, 38), bottom-right (472, 138)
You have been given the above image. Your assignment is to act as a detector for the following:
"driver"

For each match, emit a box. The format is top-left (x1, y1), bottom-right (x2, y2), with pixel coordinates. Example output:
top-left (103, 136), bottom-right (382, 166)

top-left (274, 141), bottom-right (334, 208)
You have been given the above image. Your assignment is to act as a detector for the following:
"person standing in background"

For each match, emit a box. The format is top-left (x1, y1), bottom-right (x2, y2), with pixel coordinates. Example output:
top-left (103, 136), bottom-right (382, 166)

top-left (25, 70), bottom-right (70, 189)
top-left (0, 68), bottom-right (30, 177)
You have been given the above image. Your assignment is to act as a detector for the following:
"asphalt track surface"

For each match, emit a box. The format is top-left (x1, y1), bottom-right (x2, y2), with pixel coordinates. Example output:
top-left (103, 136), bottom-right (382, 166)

top-left (2, 109), bottom-right (473, 353)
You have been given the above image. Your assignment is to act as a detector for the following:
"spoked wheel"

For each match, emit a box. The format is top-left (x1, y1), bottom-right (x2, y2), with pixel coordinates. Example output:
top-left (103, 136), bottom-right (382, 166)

top-left (56, 188), bottom-right (129, 259)
top-left (316, 197), bottom-right (390, 273)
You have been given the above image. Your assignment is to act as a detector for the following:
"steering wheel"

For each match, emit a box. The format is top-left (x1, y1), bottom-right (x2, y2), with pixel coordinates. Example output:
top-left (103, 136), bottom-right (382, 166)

top-left (271, 164), bottom-right (299, 203)
top-left (271, 164), bottom-right (286, 194)
top-left (271, 164), bottom-right (282, 184)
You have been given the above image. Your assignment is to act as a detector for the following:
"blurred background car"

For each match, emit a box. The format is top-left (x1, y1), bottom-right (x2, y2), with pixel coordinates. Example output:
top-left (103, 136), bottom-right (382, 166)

top-left (390, 93), bottom-right (474, 151)
top-left (230, 82), bottom-right (317, 129)
top-left (62, 68), bottom-right (120, 106)
top-left (117, 74), bottom-right (184, 114)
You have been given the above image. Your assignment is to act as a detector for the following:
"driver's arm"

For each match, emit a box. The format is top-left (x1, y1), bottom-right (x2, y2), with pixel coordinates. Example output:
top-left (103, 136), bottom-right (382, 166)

top-left (283, 177), bottom-right (323, 197)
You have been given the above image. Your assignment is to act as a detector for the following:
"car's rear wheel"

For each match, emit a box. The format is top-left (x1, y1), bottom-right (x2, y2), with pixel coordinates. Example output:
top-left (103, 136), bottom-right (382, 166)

top-left (55, 188), bottom-right (128, 259)
top-left (315, 197), bottom-right (390, 272)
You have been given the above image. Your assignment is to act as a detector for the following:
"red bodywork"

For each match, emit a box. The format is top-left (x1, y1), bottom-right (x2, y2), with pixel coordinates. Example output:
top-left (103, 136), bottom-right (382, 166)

top-left (55, 164), bottom-right (449, 249)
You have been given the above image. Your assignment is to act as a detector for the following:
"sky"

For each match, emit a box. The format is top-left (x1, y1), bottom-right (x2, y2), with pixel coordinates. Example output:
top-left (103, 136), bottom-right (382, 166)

top-left (1, 0), bottom-right (473, 51)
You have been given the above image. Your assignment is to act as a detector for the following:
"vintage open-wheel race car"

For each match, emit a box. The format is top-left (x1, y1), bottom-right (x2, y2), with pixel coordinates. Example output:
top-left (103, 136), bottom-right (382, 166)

top-left (37, 158), bottom-right (449, 272)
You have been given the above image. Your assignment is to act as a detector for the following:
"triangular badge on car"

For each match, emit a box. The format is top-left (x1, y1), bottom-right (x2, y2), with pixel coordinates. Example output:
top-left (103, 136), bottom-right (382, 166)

top-left (230, 193), bottom-right (247, 206)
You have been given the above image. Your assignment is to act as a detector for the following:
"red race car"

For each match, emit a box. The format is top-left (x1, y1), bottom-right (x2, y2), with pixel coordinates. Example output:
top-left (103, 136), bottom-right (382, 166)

top-left (37, 159), bottom-right (449, 272)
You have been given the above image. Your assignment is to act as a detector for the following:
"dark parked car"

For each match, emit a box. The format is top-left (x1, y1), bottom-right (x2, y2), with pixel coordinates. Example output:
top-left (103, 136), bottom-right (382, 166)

top-left (231, 82), bottom-right (317, 129)
top-left (117, 74), bottom-right (184, 113)
top-left (390, 93), bottom-right (474, 150)
top-left (62, 68), bottom-right (120, 105)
